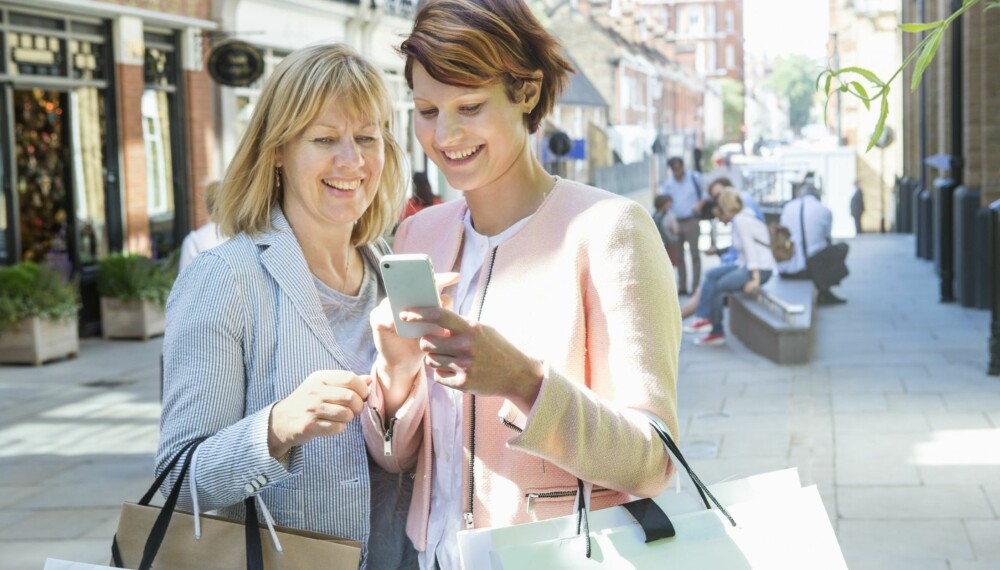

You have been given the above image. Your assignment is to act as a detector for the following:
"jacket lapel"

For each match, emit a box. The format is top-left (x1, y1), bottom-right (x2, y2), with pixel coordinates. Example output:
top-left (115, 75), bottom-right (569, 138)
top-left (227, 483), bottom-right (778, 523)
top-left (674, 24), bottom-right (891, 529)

top-left (253, 208), bottom-right (358, 369)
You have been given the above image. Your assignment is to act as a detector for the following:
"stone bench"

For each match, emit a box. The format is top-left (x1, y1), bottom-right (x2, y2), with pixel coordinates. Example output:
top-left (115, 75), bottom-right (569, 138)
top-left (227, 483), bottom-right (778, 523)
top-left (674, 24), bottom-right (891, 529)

top-left (729, 278), bottom-right (815, 364)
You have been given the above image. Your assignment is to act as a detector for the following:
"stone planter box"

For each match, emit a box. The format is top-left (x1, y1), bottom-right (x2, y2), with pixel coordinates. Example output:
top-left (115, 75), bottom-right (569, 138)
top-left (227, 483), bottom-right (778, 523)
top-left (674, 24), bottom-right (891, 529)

top-left (0, 316), bottom-right (79, 366)
top-left (101, 298), bottom-right (165, 340)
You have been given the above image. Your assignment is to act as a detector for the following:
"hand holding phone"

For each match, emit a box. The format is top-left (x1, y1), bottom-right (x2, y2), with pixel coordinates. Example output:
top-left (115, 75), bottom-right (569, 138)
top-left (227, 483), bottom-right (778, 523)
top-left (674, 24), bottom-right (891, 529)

top-left (379, 254), bottom-right (442, 338)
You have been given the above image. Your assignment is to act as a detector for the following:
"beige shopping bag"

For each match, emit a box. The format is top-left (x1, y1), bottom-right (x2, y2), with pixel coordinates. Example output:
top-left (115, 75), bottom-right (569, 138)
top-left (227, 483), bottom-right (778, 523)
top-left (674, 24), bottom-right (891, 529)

top-left (109, 439), bottom-right (361, 570)
top-left (112, 503), bottom-right (361, 570)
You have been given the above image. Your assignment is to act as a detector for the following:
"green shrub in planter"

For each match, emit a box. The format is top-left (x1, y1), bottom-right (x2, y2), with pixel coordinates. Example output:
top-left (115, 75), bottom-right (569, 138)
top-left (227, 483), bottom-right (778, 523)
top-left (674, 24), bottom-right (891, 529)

top-left (97, 253), bottom-right (177, 309)
top-left (0, 262), bottom-right (79, 333)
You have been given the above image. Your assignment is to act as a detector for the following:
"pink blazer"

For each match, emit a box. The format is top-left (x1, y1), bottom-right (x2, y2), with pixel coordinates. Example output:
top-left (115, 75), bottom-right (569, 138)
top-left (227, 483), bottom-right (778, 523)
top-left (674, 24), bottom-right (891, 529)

top-left (362, 178), bottom-right (680, 550)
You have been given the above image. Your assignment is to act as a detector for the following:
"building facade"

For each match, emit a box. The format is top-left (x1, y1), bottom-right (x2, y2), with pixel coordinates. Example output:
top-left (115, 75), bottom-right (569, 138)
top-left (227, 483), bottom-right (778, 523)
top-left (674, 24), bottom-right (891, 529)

top-left (0, 0), bottom-right (415, 335)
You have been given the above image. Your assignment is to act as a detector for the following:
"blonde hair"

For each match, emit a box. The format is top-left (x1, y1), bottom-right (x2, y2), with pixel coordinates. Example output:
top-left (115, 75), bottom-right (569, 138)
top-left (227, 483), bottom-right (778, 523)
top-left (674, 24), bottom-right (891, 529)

top-left (717, 187), bottom-right (744, 216)
top-left (203, 181), bottom-right (221, 218)
top-left (216, 43), bottom-right (405, 245)
top-left (400, 0), bottom-right (573, 134)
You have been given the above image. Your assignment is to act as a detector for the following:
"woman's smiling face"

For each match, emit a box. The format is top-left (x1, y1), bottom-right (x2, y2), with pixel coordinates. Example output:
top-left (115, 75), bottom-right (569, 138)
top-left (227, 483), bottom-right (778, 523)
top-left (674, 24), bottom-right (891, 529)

top-left (411, 63), bottom-right (533, 193)
top-left (278, 99), bottom-right (385, 228)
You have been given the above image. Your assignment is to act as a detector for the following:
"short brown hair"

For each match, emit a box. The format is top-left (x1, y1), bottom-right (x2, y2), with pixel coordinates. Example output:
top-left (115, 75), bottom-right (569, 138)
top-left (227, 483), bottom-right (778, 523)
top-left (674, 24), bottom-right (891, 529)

top-left (400, 0), bottom-right (573, 134)
top-left (216, 43), bottom-right (405, 245)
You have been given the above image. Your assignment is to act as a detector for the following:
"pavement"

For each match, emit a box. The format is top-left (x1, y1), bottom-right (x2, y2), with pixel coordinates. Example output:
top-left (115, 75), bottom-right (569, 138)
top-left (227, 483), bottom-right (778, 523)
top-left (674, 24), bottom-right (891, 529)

top-left (0, 233), bottom-right (998, 569)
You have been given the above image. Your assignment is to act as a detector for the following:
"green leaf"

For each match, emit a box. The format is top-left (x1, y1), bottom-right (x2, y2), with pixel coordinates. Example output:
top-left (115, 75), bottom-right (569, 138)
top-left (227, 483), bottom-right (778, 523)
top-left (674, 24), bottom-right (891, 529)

top-left (867, 90), bottom-right (891, 152)
top-left (911, 29), bottom-right (943, 92)
top-left (899, 21), bottom-right (941, 32)
top-left (824, 73), bottom-right (833, 96)
top-left (987, 1), bottom-right (1000, 10)
top-left (851, 81), bottom-right (871, 110)
top-left (833, 66), bottom-right (884, 87)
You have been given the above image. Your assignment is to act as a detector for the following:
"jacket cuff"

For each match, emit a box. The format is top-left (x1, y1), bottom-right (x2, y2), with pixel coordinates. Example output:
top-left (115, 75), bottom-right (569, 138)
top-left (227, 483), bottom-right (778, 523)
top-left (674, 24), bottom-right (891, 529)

top-left (507, 364), bottom-right (575, 451)
top-left (246, 404), bottom-right (302, 491)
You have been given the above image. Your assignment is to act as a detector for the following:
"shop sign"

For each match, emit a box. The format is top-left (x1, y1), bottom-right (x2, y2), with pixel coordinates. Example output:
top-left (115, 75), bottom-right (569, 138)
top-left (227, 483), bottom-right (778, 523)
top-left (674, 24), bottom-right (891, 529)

top-left (13, 48), bottom-right (56, 66)
top-left (207, 41), bottom-right (264, 87)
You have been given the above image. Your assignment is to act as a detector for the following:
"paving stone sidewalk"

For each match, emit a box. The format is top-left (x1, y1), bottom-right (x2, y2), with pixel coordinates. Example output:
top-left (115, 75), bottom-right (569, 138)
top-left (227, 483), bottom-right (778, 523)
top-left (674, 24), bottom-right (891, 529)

top-left (0, 233), bottom-right (998, 569)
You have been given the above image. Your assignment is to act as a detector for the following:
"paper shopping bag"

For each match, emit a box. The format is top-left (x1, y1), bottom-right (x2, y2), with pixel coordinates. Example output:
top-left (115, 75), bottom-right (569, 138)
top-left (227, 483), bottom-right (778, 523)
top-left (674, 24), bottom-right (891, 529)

top-left (112, 503), bottom-right (362, 570)
top-left (458, 468), bottom-right (804, 570)
top-left (109, 438), bottom-right (361, 569)
top-left (44, 561), bottom-right (117, 570)
top-left (489, 485), bottom-right (846, 570)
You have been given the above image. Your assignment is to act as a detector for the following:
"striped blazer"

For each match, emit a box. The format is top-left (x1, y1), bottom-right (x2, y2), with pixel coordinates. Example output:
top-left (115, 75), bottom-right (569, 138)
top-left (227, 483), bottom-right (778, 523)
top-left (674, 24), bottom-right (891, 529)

top-left (156, 208), bottom-right (383, 562)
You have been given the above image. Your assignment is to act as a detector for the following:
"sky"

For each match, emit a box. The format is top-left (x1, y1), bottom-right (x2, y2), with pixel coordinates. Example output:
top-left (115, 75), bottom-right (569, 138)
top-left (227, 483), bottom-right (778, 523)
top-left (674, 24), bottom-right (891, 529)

top-left (743, 0), bottom-right (830, 61)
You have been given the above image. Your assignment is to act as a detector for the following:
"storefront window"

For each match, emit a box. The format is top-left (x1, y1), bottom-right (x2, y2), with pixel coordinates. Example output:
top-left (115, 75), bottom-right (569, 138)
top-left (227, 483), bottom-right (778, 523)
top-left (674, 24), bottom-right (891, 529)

top-left (143, 31), bottom-right (181, 260)
top-left (141, 88), bottom-right (175, 259)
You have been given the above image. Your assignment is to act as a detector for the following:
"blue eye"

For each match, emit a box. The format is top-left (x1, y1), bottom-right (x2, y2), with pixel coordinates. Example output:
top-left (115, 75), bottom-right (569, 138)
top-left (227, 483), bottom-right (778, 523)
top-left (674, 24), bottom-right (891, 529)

top-left (313, 137), bottom-right (335, 144)
top-left (356, 136), bottom-right (377, 144)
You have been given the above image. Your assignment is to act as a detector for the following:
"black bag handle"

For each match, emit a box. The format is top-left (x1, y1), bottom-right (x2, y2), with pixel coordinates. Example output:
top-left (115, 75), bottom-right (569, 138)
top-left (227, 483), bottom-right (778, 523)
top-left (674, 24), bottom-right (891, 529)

top-left (110, 438), bottom-right (265, 570)
top-left (574, 422), bottom-right (736, 558)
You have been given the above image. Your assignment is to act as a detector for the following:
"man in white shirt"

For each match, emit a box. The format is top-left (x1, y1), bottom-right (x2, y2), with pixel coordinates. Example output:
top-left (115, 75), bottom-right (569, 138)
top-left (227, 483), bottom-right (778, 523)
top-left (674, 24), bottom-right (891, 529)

top-left (778, 184), bottom-right (847, 305)
top-left (659, 156), bottom-right (705, 295)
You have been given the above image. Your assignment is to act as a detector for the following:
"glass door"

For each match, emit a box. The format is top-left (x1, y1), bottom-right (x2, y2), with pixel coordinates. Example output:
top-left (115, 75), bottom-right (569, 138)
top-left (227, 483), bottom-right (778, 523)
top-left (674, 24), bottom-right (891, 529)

top-left (13, 88), bottom-right (73, 278)
top-left (0, 86), bottom-right (13, 265)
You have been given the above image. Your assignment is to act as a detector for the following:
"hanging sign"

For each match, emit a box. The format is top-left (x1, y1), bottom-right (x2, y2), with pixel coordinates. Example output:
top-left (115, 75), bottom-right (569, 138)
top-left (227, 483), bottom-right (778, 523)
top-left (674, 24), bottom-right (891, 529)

top-left (207, 41), bottom-right (264, 87)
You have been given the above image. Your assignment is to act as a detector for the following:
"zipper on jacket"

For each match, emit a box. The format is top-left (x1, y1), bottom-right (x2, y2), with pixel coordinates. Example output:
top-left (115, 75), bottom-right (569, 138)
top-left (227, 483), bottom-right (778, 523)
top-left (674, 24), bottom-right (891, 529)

top-left (499, 417), bottom-right (523, 433)
top-left (465, 246), bottom-right (499, 529)
top-left (383, 417), bottom-right (397, 457)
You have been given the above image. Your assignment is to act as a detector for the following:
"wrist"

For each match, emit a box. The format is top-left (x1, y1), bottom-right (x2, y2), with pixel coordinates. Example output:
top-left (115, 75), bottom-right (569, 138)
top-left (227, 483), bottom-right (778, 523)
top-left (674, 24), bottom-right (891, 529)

top-left (510, 359), bottom-right (545, 412)
top-left (267, 404), bottom-right (292, 460)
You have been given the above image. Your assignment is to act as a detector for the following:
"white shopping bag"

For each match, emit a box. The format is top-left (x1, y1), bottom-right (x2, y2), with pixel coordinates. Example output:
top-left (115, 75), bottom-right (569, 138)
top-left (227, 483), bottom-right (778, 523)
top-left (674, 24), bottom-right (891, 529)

top-left (457, 468), bottom-right (805, 570)
top-left (488, 484), bottom-right (846, 570)
top-left (43, 560), bottom-right (116, 570)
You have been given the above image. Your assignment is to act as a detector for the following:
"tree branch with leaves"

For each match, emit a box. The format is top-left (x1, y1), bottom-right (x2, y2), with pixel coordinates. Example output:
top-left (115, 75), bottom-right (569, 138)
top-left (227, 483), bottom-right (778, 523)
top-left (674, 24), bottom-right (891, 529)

top-left (817, 0), bottom-right (1000, 152)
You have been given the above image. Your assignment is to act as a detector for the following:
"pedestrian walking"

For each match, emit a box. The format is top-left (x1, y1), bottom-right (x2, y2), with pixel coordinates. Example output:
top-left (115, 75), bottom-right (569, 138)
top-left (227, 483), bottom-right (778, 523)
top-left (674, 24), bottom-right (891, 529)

top-left (850, 180), bottom-right (865, 234)
top-left (659, 156), bottom-right (705, 295)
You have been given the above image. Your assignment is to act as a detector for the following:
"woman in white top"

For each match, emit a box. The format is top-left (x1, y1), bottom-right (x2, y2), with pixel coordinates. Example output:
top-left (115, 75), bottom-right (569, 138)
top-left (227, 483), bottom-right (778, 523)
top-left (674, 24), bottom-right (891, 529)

top-left (686, 187), bottom-right (776, 345)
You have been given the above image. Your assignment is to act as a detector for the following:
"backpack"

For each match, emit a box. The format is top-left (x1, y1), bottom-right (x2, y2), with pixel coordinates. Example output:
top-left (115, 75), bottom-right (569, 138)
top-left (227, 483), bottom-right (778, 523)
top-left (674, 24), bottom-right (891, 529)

top-left (767, 223), bottom-right (794, 262)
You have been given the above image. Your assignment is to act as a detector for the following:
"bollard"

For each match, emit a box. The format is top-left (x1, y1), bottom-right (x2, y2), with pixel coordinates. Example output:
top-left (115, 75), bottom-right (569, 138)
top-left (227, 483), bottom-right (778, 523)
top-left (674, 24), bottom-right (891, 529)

top-left (933, 177), bottom-right (956, 302)
top-left (917, 186), bottom-right (934, 259)
top-left (989, 199), bottom-right (1000, 376)
top-left (953, 186), bottom-right (981, 307)
top-left (975, 208), bottom-right (992, 310)
top-left (896, 177), bottom-right (910, 233)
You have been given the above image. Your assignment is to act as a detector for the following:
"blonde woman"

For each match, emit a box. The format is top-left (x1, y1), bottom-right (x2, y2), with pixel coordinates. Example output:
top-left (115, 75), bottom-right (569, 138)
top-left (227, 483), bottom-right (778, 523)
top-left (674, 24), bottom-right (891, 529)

top-left (157, 43), bottom-right (410, 568)
top-left (684, 187), bottom-right (777, 346)
top-left (362, 1), bottom-right (680, 567)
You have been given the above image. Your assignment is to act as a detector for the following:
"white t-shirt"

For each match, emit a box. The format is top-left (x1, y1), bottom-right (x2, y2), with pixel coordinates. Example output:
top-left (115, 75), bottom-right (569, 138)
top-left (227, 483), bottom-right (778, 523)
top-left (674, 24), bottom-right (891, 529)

top-left (179, 221), bottom-right (227, 272)
top-left (419, 210), bottom-right (532, 570)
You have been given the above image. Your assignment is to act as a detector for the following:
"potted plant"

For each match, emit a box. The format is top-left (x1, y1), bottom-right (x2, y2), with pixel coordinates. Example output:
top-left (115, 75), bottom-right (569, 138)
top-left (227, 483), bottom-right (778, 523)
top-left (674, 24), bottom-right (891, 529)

top-left (0, 262), bottom-right (80, 365)
top-left (97, 253), bottom-right (177, 340)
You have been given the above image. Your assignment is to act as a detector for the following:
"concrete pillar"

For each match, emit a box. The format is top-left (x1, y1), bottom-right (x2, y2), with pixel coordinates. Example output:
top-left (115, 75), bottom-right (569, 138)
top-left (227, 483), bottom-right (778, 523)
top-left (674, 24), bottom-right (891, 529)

top-left (933, 0), bottom-right (952, 158)
top-left (981, 4), bottom-right (1000, 207)
top-left (962, 0), bottom-right (984, 193)
top-left (181, 27), bottom-right (216, 229)
top-left (113, 15), bottom-right (150, 256)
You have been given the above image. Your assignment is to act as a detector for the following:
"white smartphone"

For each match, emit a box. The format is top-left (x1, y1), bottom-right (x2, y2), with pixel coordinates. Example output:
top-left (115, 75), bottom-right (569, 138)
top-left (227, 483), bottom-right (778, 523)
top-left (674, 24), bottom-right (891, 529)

top-left (379, 253), bottom-right (442, 338)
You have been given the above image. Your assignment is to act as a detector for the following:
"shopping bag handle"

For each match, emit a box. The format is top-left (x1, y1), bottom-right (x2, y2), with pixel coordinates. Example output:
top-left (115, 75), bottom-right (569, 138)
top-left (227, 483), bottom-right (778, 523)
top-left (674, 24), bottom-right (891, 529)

top-left (110, 438), bottom-right (265, 570)
top-left (648, 421), bottom-right (736, 527)
top-left (573, 421), bottom-right (737, 558)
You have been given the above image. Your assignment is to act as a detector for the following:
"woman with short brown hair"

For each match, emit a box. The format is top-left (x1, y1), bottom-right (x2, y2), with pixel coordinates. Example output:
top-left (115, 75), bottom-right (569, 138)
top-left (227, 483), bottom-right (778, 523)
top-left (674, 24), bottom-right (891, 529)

top-left (362, 1), bottom-right (681, 567)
